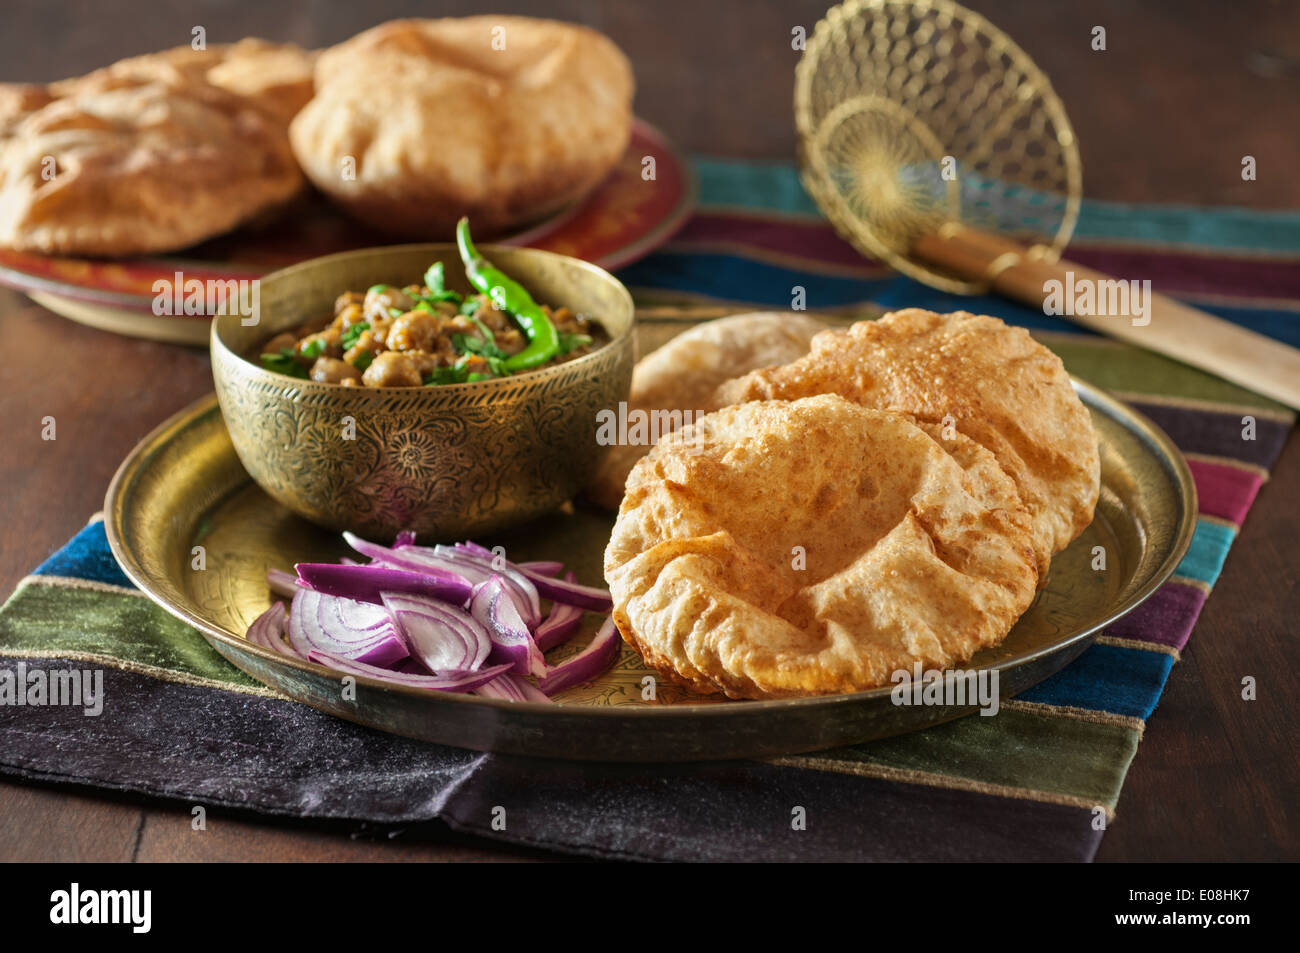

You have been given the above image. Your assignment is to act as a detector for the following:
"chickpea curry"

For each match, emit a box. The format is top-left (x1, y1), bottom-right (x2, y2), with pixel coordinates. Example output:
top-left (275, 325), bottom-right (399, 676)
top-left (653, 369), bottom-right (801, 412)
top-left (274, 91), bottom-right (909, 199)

top-left (255, 219), bottom-right (606, 387)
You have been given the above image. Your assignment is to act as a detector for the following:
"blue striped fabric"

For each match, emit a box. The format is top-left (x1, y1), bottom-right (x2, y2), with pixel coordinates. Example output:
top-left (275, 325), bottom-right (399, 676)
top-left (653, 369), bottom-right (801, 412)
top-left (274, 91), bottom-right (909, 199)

top-left (693, 157), bottom-right (1300, 253)
top-left (619, 252), bottom-right (1300, 347)
top-left (1175, 521), bottom-right (1237, 587)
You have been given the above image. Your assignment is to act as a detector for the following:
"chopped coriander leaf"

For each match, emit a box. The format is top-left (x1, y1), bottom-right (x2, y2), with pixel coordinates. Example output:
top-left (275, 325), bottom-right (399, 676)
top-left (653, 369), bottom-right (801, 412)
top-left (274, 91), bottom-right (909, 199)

top-left (428, 289), bottom-right (462, 304)
top-left (260, 348), bottom-right (308, 378)
top-left (367, 284), bottom-right (389, 294)
top-left (350, 350), bottom-right (374, 373)
top-left (341, 321), bottom-right (370, 350)
top-left (388, 307), bottom-right (405, 318)
top-left (424, 262), bottom-right (445, 294)
top-left (556, 331), bottom-right (592, 355)
top-left (299, 337), bottom-right (326, 359)
top-left (451, 329), bottom-right (506, 361)
top-left (466, 373), bottom-right (493, 382)
top-left (423, 365), bottom-right (468, 386)
top-left (468, 315), bottom-right (502, 349)
top-left (485, 355), bottom-right (511, 378)
top-left (451, 332), bottom-right (484, 356)
top-left (459, 297), bottom-right (482, 316)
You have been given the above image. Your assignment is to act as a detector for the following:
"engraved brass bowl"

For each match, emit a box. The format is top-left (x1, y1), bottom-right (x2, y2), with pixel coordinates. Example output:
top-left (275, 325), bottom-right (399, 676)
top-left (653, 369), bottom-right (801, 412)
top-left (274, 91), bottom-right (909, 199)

top-left (210, 243), bottom-right (635, 539)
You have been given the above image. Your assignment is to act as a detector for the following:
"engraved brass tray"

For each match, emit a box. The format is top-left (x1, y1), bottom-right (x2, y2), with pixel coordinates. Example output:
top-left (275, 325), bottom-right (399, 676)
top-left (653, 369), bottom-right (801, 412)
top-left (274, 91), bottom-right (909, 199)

top-left (105, 345), bottom-right (1195, 761)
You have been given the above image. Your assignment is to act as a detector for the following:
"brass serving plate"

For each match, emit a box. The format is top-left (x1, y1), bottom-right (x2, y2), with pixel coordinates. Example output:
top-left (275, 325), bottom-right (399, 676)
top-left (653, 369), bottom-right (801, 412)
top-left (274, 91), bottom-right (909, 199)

top-left (106, 368), bottom-right (1195, 762)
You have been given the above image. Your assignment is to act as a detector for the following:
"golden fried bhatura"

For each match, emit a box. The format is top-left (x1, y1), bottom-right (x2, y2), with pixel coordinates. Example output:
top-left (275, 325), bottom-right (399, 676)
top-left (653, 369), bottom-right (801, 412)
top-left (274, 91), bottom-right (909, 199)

top-left (289, 16), bottom-right (634, 237)
top-left (604, 395), bottom-right (1040, 699)
top-left (715, 309), bottom-right (1100, 577)
top-left (587, 311), bottom-right (827, 509)
top-left (0, 76), bottom-right (303, 256)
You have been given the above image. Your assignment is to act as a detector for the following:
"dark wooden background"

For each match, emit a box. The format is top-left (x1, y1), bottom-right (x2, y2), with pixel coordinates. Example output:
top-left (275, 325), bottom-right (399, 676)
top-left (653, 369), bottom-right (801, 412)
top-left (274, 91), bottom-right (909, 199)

top-left (1, 0), bottom-right (1296, 862)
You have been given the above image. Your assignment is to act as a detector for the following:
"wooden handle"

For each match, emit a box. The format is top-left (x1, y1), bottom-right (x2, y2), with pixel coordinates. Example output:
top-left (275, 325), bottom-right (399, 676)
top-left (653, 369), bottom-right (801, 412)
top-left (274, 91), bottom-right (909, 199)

top-left (912, 225), bottom-right (1300, 410)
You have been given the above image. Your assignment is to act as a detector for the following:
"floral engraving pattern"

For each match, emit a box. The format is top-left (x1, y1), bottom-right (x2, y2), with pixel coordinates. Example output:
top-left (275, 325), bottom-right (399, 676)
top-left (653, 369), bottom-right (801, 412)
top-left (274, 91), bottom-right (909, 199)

top-left (215, 339), bottom-right (633, 539)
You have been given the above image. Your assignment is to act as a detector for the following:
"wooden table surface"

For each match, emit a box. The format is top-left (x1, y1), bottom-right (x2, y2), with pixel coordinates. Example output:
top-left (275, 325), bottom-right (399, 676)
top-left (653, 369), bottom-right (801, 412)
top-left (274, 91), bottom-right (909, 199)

top-left (1, 0), bottom-right (1296, 862)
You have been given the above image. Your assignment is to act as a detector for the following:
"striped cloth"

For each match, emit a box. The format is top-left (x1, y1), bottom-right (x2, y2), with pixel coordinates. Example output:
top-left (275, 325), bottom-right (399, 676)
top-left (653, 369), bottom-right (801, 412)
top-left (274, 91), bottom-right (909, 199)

top-left (0, 160), bottom-right (1294, 861)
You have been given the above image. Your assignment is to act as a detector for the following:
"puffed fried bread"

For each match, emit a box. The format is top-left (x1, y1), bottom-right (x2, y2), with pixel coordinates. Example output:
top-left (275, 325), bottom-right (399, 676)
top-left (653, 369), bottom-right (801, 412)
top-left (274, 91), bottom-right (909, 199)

top-left (586, 311), bottom-right (827, 510)
top-left (290, 16), bottom-right (634, 237)
top-left (715, 309), bottom-right (1100, 577)
top-left (604, 395), bottom-right (1040, 699)
top-left (0, 76), bottom-right (303, 256)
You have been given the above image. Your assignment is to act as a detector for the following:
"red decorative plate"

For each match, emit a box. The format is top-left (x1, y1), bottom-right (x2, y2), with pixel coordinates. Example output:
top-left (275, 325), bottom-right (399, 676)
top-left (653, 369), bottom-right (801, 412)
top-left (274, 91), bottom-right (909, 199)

top-left (0, 119), bottom-right (694, 345)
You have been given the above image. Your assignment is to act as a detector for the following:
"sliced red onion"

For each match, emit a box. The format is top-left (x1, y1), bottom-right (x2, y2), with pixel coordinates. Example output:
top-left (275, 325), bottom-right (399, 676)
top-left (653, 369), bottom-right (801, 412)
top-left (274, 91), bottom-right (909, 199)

top-left (518, 565), bottom-right (613, 612)
top-left (266, 568), bottom-right (301, 599)
top-left (470, 577), bottom-right (545, 677)
top-left (381, 591), bottom-right (490, 673)
top-left (345, 533), bottom-right (500, 592)
top-left (394, 530), bottom-right (417, 547)
top-left (432, 544), bottom-right (540, 626)
top-left (475, 673), bottom-right (554, 703)
top-left (287, 588), bottom-right (409, 668)
top-left (295, 562), bottom-right (472, 607)
top-left (306, 651), bottom-right (509, 692)
top-left (452, 541), bottom-right (493, 558)
top-left (246, 602), bottom-right (295, 654)
top-left (518, 560), bottom-right (564, 576)
top-left (344, 532), bottom-right (458, 573)
top-left (348, 534), bottom-right (539, 627)
top-left (534, 573), bottom-right (585, 651)
top-left (538, 617), bottom-right (622, 695)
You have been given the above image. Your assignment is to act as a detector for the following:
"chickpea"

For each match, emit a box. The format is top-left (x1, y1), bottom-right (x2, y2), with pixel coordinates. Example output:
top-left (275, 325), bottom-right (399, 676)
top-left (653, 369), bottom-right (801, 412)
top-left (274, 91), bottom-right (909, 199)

top-left (405, 350), bottom-right (442, 376)
top-left (387, 311), bottom-right (441, 352)
top-left (368, 316), bottom-right (393, 348)
top-left (335, 303), bottom-right (367, 331)
top-left (310, 356), bottom-right (362, 384)
top-left (343, 329), bottom-right (382, 366)
top-left (494, 327), bottom-right (525, 355)
top-left (479, 308), bottom-right (513, 333)
top-left (444, 316), bottom-right (476, 336)
top-left (334, 291), bottom-right (364, 316)
top-left (298, 328), bottom-right (342, 359)
top-left (260, 332), bottom-right (297, 356)
top-left (364, 286), bottom-right (415, 323)
top-left (362, 351), bottom-right (422, 388)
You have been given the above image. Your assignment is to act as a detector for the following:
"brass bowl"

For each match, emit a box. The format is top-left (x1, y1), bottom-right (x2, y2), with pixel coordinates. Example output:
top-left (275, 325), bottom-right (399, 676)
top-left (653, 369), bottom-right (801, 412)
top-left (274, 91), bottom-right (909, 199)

top-left (210, 243), bottom-right (635, 539)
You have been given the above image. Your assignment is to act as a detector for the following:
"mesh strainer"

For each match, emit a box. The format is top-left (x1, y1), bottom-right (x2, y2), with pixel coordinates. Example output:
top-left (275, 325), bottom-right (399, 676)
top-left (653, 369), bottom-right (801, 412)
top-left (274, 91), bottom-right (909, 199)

top-left (794, 0), bottom-right (1300, 408)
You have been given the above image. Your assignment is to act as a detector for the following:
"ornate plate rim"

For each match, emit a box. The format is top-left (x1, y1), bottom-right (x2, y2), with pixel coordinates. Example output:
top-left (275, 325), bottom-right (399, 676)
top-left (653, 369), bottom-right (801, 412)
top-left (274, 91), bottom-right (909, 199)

top-left (104, 378), bottom-right (1197, 722)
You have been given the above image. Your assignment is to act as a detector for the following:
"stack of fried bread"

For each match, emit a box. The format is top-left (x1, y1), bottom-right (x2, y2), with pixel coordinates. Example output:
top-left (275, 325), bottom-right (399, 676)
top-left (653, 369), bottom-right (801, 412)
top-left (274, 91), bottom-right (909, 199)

top-left (600, 309), bottom-right (1100, 700)
top-left (0, 17), bottom-right (634, 256)
top-left (0, 40), bottom-right (312, 255)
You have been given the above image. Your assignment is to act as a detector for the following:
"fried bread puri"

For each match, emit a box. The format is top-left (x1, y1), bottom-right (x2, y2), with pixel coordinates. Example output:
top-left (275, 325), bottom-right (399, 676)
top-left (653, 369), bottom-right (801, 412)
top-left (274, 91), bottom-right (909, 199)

top-left (0, 76), bottom-right (303, 256)
top-left (586, 312), bottom-right (827, 510)
top-left (49, 39), bottom-right (317, 126)
top-left (715, 310), bottom-right (1100, 577)
top-left (604, 395), bottom-right (1040, 699)
top-left (290, 17), bottom-right (634, 237)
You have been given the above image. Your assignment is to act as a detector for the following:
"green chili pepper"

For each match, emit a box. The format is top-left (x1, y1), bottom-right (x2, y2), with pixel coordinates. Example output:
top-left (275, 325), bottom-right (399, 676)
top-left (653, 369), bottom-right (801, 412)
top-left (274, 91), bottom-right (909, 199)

top-left (455, 218), bottom-right (559, 371)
